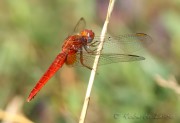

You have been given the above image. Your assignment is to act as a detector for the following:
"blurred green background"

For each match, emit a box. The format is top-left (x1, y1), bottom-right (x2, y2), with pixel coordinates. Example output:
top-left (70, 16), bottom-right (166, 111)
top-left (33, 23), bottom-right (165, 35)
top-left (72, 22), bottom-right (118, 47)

top-left (0, 0), bottom-right (180, 123)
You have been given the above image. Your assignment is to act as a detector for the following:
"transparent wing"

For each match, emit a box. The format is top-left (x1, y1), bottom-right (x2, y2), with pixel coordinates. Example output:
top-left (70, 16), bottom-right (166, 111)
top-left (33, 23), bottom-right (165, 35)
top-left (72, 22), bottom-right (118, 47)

top-left (67, 52), bottom-right (145, 68)
top-left (92, 33), bottom-right (152, 54)
top-left (66, 33), bottom-right (152, 68)
top-left (72, 17), bottom-right (86, 35)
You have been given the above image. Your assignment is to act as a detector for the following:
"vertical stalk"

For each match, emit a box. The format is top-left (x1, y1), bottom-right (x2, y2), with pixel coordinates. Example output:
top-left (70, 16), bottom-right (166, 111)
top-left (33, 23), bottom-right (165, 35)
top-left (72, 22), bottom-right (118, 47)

top-left (78, 0), bottom-right (116, 123)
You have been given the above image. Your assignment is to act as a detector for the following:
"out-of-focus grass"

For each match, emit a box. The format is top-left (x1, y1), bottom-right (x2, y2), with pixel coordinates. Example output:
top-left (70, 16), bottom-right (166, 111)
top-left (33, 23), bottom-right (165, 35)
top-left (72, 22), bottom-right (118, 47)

top-left (0, 0), bottom-right (180, 123)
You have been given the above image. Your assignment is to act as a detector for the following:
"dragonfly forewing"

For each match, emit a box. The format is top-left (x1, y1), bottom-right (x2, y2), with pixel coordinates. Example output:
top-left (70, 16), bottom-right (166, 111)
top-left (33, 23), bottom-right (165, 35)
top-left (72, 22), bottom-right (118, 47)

top-left (92, 33), bottom-right (152, 54)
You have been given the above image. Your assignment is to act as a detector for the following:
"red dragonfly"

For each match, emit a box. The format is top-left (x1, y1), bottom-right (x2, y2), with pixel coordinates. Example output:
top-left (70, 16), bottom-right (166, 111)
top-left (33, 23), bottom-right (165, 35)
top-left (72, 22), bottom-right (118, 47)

top-left (27, 18), bottom-right (152, 102)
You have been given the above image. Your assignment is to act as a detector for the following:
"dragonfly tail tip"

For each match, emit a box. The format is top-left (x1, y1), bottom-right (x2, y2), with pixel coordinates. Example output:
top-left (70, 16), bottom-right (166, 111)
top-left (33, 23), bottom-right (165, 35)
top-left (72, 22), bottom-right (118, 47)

top-left (27, 96), bottom-right (32, 102)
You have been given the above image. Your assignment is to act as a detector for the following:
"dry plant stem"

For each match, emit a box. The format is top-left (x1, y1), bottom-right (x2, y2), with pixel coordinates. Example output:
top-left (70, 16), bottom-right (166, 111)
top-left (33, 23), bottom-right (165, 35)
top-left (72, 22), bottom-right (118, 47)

top-left (78, 0), bottom-right (116, 123)
top-left (0, 96), bottom-right (33, 123)
top-left (0, 110), bottom-right (33, 123)
top-left (155, 74), bottom-right (180, 95)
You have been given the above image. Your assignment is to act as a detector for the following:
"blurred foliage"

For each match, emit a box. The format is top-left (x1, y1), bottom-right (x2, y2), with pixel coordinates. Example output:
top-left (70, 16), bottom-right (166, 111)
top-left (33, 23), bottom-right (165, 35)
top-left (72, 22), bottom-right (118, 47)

top-left (0, 0), bottom-right (180, 123)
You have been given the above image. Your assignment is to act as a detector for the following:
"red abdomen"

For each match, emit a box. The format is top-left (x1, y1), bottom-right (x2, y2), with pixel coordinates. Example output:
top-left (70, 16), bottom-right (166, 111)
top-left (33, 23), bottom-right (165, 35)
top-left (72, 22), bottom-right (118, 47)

top-left (27, 52), bottom-right (67, 102)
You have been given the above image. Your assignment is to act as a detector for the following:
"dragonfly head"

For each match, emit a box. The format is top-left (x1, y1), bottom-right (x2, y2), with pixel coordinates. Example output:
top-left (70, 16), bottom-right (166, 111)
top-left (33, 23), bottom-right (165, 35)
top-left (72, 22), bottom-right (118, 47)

top-left (80, 29), bottom-right (95, 43)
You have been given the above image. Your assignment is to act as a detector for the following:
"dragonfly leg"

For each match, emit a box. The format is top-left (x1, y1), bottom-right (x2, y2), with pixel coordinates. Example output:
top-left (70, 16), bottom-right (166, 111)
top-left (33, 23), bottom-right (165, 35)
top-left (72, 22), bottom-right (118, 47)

top-left (84, 45), bottom-right (99, 54)
top-left (80, 49), bottom-right (92, 70)
top-left (88, 41), bottom-right (100, 47)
